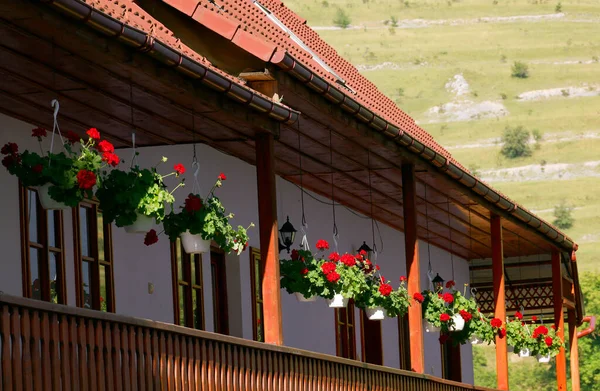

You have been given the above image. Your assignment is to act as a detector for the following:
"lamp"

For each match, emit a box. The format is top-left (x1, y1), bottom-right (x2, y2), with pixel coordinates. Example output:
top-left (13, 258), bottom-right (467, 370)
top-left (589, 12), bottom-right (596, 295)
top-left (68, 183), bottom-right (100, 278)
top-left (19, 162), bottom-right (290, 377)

top-left (278, 216), bottom-right (297, 253)
top-left (358, 241), bottom-right (373, 259)
top-left (432, 273), bottom-right (445, 291)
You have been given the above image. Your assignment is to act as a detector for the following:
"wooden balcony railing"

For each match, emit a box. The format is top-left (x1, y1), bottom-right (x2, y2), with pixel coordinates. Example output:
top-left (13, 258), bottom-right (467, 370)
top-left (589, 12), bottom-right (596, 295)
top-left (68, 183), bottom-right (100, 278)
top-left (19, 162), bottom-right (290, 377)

top-left (0, 294), bottom-right (498, 391)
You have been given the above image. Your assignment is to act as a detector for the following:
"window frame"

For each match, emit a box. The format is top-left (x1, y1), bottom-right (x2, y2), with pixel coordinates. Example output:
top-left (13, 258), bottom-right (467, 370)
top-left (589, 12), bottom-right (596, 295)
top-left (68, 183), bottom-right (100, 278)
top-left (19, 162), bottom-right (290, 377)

top-left (359, 309), bottom-right (383, 365)
top-left (249, 247), bottom-right (264, 342)
top-left (72, 199), bottom-right (115, 312)
top-left (334, 300), bottom-right (356, 360)
top-left (18, 185), bottom-right (67, 304)
top-left (441, 338), bottom-right (462, 382)
top-left (210, 248), bottom-right (229, 335)
top-left (171, 239), bottom-right (206, 330)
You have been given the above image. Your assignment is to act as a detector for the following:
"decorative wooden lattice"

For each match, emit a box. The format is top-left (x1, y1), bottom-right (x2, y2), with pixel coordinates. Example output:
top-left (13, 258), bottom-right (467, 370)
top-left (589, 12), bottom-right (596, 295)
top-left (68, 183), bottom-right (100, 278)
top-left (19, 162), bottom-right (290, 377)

top-left (475, 282), bottom-right (554, 314)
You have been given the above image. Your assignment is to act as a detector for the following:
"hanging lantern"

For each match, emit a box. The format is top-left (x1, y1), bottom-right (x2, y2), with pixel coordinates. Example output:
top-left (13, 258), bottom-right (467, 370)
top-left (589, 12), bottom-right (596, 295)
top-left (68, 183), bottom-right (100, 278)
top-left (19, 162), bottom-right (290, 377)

top-left (358, 241), bottom-right (373, 259)
top-left (432, 273), bottom-right (445, 291)
top-left (278, 216), bottom-right (297, 253)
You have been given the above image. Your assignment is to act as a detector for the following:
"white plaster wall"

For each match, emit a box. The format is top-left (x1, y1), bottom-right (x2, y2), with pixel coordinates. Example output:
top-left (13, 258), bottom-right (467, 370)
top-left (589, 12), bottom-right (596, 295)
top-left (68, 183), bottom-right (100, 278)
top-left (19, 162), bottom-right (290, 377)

top-left (0, 113), bottom-right (474, 384)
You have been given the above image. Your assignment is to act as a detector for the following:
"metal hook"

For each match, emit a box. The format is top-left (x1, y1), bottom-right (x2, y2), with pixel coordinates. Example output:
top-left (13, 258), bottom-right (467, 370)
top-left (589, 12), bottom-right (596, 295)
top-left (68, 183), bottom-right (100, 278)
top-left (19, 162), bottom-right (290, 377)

top-left (51, 99), bottom-right (60, 120)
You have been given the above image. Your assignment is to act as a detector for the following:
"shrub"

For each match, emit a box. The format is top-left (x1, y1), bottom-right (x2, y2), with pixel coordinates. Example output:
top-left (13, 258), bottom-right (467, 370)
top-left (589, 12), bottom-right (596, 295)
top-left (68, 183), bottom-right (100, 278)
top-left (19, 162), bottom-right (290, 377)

top-left (500, 92), bottom-right (507, 100)
top-left (333, 8), bottom-right (351, 29)
top-left (511, 61), bottom-right (529, 78)
top-left (390, 15), bottom-right (399, 27)
top-left (500, 126), bottom-right (532, 159)
top-left (553, 201), bottom-right (574, 229)
top-left (555, 2), bottom-right (562, 12)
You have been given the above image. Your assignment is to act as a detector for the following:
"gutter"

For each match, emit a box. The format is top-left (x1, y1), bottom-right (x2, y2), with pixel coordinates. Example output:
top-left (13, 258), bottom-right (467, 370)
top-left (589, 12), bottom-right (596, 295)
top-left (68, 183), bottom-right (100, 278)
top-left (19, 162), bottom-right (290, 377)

top-left (274, 53), bottom-right (576, 253)
top-left (41, 0), bottom-right (299, 125)
top-left (577, 316), bottom-right (595, 338)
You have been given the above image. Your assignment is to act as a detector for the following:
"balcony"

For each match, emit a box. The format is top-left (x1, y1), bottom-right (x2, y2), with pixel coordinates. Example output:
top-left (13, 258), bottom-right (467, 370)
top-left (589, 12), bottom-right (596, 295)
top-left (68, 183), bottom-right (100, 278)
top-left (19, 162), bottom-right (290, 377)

top-left (0, 294), bottom-right (498, 391)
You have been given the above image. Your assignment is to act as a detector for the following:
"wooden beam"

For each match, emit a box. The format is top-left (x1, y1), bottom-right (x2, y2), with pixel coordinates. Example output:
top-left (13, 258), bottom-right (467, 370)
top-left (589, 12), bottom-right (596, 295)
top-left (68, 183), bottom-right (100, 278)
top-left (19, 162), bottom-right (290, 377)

top-left (491, 214), bottom-right (508, 390)
top-left (553, 251), bottom-right (567, 391)
top-left (255, 132), bottom-right (283, 345)
top-left (401, 164), bottom-right (424, 374)
top-left (568, 308), bottom-right (580, 391)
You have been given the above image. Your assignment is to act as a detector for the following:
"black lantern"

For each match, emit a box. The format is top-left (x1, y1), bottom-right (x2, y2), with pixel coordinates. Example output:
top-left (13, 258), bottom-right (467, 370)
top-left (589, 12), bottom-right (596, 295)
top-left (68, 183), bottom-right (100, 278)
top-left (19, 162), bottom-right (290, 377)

top-left (432, 273), bottom-right (445, 291)
top-left (358, 241), bottom-right (373, 259)
top-left (278, 216), bottom-right (297, 253)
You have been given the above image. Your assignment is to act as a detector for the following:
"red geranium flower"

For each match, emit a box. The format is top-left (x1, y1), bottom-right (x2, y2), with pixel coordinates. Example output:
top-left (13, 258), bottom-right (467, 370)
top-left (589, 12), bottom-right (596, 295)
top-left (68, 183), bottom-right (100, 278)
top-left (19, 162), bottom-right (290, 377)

top-left (340, 253), bottom-right (356, 267)
top-left (359, 249), bottom-right (367, 257)
top-left (64, 131), bottom-right (80, 145)
top-left (184, 194), bottom-right (203, 213)
top-left (321, 261), bottom-right (337, 275)
top-left (445, 280), bottom-right (455, 289)
top-left (1, 142), bottom-right (18, 155)
top-left (545, 337), bottom-right (553, 347)
top-left (2, 155), bottom-right (18, 168)
top-left (442, 292), bottom-right (454, 304)
top-left (102, 152), bottom-right (120, 167)
top-left (532, 316), bottom-right (538, 321)
top-left (144, 229), bottom-right (159, 246)
top-left (490, 318), bottom-right (503, 328)
top-left (515, 311), bottom-right (523, 320)
top-left (76, 169), bottom-right (96, 189)
top-left (413, 292), bottom-right (424, 303)
top-left (551, 325), bottom-right (556, 330)
top-left (440, 313), bottom-right (450, 322)
top-left (533, 325), bottom-right (549, 339)
top-left (375, 265), bottom-right (381, 271)
top-left (32, 164), bottom-right (43, 173)
top-left (326, 271), bottom-right (340, 283)
top-left (97, 140), bottom-right (115, 154)
top-left (86, 128), bottom-right (100, 140)
top-left (218, 172), bottom-right (226, 181)
top-left (328, 252), bottom-right (340, 262)
top-left (174, 163), bottom-right (185, 176)
top-left (379, 283), bottom-right (393, 297)
top-left (498, 328), bottom-right (507, 338)
top-left (291, 249), bottom-right (299, 261)
top-left (459, 309), bottom-right (473, 322)
top-left (31, 127), bottom-right (47, 138)
top-left (316, 239), bottom-right (329, 251)
top-left (301, 268), bottom-right (309, 275)
top-left (400, 276), bottom-right (407, 282)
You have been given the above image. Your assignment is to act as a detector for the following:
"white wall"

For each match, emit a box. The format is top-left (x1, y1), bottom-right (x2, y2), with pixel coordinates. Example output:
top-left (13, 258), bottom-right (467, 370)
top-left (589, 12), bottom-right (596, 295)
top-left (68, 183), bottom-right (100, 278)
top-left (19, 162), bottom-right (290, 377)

top-left (0, 113), bottom-right (473, 384)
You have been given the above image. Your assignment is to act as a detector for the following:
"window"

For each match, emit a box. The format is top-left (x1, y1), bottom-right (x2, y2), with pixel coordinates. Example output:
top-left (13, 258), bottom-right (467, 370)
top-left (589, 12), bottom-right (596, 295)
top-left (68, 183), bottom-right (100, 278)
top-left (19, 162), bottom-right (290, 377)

top-left (210, 249), bottom-right (229, 335)
top-left (334, 301), bottom-right (356, 359)
top-left (73, 200), bottom-right (114, 312)
top-left (441, 339), bottom-right (462, 381)
top-left (19, 186), bottom-right (66, 304)
top-left (171, 239), bottom-right (205, 330)
top-left (249, 247), bottom-right (264, 342)
top-left (398, 315), bottom-right (411, 370)
top-left (360, 310), bottom-right (383, 365)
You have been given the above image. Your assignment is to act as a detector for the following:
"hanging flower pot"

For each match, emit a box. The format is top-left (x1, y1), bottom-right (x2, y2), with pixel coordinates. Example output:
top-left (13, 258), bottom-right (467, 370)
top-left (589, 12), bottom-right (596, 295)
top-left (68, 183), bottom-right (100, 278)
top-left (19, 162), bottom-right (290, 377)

top-left (36, 183), bottom-right (71, 210)
top-left (425, 321), bottom-right (440, 333)
top-left (180, 231), bottom-right (211, 254)
top-left (470, 335), bottom-right (483, 345)
top-left (519, 348), bottom-right (531, 357)
top-left (449, 313), bottom-right (465, 331)
top-left (366, 306), bottom-right (385, 320)
top-left (537, 354), bottom-right (551, 363)
top-left (124, 212), bottom-right (155, 234)
top-left (294, 292), bottom-right (317, 302)
top-left (327, 293), bottom-right (348, 308)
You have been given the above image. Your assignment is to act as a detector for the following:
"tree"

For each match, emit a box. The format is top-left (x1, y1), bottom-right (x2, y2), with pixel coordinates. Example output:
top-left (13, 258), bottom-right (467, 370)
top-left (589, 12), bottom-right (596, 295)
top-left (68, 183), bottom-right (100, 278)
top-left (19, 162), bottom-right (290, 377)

top-left (553, 200), bottom-right (574, 230)
top-left (333, 8), bottom-right (351, 29)
top-left (511, 61), bottom-right (530, 78)
top-left (501, 126), bottom-right (532, 159)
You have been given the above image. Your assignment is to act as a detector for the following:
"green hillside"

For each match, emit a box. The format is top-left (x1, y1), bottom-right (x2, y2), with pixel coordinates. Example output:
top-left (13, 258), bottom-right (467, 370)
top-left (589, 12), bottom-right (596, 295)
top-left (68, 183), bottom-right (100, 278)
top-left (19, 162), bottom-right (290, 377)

top-left (285, 0), bottom-right (600, 273)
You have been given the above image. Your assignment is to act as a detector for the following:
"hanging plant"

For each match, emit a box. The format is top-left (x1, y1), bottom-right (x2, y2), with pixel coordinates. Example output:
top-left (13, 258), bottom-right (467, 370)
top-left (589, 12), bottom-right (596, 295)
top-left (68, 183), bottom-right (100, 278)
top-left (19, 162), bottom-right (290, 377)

top-left (2, 128), bottom-right (119, 208)
top-left (280, 248), bottom-right (322, 302)
top-left (96, 157), bottom-right (184, 233)
top-left (161, 173), bottom-right (252, 254)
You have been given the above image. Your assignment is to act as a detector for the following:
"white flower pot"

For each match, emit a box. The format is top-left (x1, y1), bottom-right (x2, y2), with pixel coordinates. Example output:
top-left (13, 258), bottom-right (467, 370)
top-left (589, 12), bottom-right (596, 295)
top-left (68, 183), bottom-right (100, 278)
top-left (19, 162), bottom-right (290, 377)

top-left (124, 212), bottom-right (154, 233)
top-left (519, 348), bottom-right (531, 357)
top-left (425, 321), bottom-right (440, 333)
top-left (180, 231), bottom-right (211, 254)
top-left (365, 307), bottom-right (385, 320)
top-left (295, 292), bottom-right (317, 302)
top-left (507, 345), bottom-right (514, 353)
top-left (449, 314), bottom-right (465, 331)
top-left (36, 183), bottom-right (70, 210)
top-left (537, 354), bottom-right (551, 363)
top-left (327, 293), bottom-right (348, 308)
top-left (470, 335), bottom-right (482, 345)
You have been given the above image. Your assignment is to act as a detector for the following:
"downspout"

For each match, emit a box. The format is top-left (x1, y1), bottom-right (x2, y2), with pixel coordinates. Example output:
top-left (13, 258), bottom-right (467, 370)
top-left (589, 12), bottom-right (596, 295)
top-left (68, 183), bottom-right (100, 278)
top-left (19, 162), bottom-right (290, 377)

top-left (577, 316), bottom-right (596, 339)
top-left (41, 0), bottom-right (299, 125)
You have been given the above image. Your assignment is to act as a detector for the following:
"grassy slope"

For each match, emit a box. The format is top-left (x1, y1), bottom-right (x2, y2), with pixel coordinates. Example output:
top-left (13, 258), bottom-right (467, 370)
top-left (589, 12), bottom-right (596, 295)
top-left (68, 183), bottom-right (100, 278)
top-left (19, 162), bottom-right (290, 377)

top-left (285, 0), bottom-right (600, 274)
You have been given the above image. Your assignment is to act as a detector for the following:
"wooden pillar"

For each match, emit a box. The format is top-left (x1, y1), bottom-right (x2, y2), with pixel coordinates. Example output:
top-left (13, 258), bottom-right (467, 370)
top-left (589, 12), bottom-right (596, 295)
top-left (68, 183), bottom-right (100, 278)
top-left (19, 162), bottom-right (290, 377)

top-left (401, 164), bottom-right (424, 373)
top-left (491, 214), bottom-right (508, 390)
top-left (568, 309), bottom-right (580, 391)
top-left (255, 132), bottom-right (283, 345)
top-left (552, 251), bottom-right (567, 391)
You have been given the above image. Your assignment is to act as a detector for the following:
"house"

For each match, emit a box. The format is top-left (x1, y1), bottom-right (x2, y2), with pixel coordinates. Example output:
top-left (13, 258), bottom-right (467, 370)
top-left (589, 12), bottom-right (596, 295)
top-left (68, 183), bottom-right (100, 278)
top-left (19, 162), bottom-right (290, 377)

top-left (0, 0), bottom-right (588, 390)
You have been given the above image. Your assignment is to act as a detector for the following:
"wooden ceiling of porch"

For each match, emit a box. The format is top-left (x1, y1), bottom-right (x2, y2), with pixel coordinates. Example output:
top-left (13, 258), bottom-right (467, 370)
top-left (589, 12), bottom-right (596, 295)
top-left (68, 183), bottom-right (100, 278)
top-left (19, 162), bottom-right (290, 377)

top-left (0, 0), bottom-right (559, 265)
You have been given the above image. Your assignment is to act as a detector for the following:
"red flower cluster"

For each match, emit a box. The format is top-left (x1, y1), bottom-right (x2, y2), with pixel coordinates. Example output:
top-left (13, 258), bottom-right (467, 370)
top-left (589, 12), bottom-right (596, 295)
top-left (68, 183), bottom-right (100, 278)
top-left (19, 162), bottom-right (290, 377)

top-left (321, 261), bottom-right (337, 275)
top-left (184, 194), bottom-right (203, 213)
top-left (174, 163), bottom-right (185, 176)
top-left (442, 292), bottom-right (454, 304)
top-left (445, 280), bottom-right (455, 289)
top-left (316, 239), bottom-right (329, 251)
top-left (76, 169), bottom-right (96, 190)
top-left (97, 140), bottom-right (114, 153)
top-left (32, 164), bottom-right (43, 173)
top-left (326, 271), bottom-right (340, 283)
top-left (87, 128), bottom-right (100, 140)
top-left (340, 253), bottom-right (356, 267)
top-left (379, 283), bottom-right (393, 297)
top-left (532, 325), bottom-right (549, 339)
top-left (32, 127), bottom-right (47, 139)
top-left (1, 142), bottom-right (19, 168)
top-left (413, 292), bottom-right (424, 303)
top-left (498, 328), bottom-right (506, 338)
top-left (490, 318), bottom-right (503, 328)
top-left (399, 276), bottom-right (407, 282)
top-left (440, 313), bottom-right (450, 322)
top-left (515, 311), bottom-right (523, 320)
top-left (144, 229), bottom-right (159, 246)
top-left (545, 337), bottom-right (553, 347)
top-left (359, 249), bottom-right (367, 257)
top-left (459, 309), bottom-right (473, 322)
top-left (64, 131), bottom-right (80, 145)
top-left (362, 258), bottom-right (373, 273)
top-left (328, 252), bottom-right (340, 262)
top-left (532, 316), bottom-right (538, 321)
top-left (301, 268), bottom-right (309, 275)
top-left (218, 172), bottom-right (226, 181)
top-left (291, 249), bottom-right (299, 261)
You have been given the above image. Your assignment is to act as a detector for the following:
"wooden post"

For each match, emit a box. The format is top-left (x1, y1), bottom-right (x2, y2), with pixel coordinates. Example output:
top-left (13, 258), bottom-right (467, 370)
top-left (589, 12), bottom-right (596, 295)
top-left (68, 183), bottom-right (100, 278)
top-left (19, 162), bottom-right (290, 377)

top-left (491, 214), bottom-right (508, 390)
top-left (568, 309), bottom-right (580, 391)
top-left (255, 132), bottom-right (283, 345)
top-left (401, 164), bottom-right (424, 374)
top-left (552, 251), bottom-right (567, 391)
